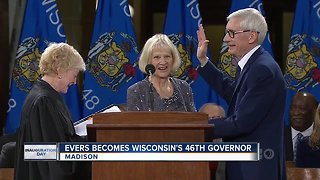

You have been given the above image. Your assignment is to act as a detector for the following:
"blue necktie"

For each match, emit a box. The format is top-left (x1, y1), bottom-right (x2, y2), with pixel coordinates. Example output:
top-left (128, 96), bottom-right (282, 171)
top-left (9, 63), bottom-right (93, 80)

top-left (294, 133), bottom-right (303, 161)
top-left (235, 65), bottom-right (241, 82)
top-left (236, 66), bottom-right (241, 76)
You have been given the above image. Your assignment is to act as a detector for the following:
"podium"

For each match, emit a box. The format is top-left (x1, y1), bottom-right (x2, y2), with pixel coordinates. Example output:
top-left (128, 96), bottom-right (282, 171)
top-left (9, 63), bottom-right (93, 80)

top-left (87, 112), bottom-right (213, 180)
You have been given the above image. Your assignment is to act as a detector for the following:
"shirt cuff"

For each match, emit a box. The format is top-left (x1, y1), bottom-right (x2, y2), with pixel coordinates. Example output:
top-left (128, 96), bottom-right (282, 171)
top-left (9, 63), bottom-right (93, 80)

top-left (200, 57), bottom-right (209, 67)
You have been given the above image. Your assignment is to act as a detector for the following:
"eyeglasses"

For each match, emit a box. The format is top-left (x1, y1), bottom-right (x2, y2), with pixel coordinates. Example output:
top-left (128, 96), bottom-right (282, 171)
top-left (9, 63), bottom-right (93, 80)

top-left (225, 29), bottom-right (251, 38)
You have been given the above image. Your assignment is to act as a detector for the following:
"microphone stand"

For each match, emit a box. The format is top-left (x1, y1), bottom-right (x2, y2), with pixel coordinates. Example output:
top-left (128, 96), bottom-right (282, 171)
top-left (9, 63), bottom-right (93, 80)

top-left (145, 64), bottom-right (155, 111)
top-left (148, 72), bottom-right (154, 111)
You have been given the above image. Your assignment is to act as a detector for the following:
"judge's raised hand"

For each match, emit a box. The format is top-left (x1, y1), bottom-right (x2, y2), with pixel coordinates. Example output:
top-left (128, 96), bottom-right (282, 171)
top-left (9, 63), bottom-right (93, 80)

top-left (197, 24), bottom-right (210, 65)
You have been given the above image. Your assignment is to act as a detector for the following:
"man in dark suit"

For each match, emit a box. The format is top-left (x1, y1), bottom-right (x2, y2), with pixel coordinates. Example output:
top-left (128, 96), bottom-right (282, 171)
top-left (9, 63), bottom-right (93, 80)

top-left (197, 8), bottom-right (286, 180)
top-left (0, 142), bottom-right (16, 167)
top-left (285, 92), bottom-right (318, 161)
top-left (0, 132), bottom-right (17, 167)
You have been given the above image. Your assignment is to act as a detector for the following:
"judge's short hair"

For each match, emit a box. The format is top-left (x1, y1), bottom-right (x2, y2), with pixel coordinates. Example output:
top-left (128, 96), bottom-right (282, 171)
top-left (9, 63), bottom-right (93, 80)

top-left (39, 42), bottom-right (85, 75)
top-left (138, 34), bottom-right (181, 74)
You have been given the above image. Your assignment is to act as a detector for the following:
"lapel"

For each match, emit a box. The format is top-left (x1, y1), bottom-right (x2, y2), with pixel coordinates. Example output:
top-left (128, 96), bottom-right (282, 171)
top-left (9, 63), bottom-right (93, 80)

top-left (228, 47), bottom-right (264, 113)
top-left (284, 126), bottom-right (293, 160)
top-left (235, 47), bottom-right (264, 90)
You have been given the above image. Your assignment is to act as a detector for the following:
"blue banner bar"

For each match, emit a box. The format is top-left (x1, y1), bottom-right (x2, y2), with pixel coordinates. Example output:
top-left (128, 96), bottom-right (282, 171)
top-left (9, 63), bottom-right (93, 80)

top-left (59, 142), bottom-right (258, 153)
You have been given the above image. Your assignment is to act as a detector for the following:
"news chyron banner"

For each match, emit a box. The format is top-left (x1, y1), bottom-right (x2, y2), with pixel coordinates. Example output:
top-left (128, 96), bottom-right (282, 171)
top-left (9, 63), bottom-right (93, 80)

top-left (24, 142), bottom-right (259, 161)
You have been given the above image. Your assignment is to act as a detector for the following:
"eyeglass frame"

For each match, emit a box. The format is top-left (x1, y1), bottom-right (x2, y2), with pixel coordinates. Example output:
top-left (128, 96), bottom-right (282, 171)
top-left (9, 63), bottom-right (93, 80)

top-left (225, 29), bottom-right (259, 38)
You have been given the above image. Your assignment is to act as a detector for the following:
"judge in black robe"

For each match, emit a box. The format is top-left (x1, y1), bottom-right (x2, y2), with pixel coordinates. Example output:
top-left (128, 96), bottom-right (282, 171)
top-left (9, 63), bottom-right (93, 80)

top-left (15, 43), bottom-right (90, 180)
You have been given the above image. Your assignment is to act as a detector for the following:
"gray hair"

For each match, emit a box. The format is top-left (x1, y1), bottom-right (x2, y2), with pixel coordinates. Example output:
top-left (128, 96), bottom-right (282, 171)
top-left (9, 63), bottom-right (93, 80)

top-left (227, 8), bottom-right (268, 45)
top-left (138, 34), bottom-right (181, 74)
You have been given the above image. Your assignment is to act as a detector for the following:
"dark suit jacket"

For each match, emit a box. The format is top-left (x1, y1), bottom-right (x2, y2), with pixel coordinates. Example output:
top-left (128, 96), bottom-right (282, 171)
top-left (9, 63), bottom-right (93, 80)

top-left (0, 132), bottom-right (17, 168)
top-left (296, 136), bottom-right (320, 168)
top-left (0, 132), bottom-right (17, 150)
top-left (198, 47), bottom-right (286, 180)
top-left (0, 142), bottom-right (16, 167)
top-left (284, 126), bottom-right (294, 161)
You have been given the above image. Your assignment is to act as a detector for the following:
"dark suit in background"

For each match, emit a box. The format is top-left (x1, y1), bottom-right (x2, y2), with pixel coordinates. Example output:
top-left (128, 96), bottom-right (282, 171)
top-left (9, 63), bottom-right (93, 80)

top-left (296, 100), bottom-right (320, 168)
top-left (0, 142), bottom-right (16, 167)
top-left (0, 132), bottom-right (17, 167)
top-left (296, 136), bottom-right (320, 168)
top-left (285, 91), bottom-right (317, 161)
top-left (284, 125), bottom-right (313, 161)
top-left (0, 133), bottom-right (16, 151)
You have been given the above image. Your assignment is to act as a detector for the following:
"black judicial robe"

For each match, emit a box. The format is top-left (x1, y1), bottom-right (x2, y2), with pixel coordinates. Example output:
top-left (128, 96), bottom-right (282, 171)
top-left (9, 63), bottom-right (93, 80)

top-left (15, 79), bottom-right (90, 180)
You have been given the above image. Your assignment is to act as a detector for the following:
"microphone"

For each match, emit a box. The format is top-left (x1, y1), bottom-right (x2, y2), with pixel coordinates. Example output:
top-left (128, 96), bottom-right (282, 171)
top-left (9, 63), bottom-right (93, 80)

top-left (145, 64), bottom-right (155, 76)
top-left (145, 64), bottom-right (155, 111)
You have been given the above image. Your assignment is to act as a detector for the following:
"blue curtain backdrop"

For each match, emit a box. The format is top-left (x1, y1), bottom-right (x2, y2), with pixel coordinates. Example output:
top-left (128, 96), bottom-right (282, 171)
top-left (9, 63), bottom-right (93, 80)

top-left (163, 0), bottom-right (224, 110)
top-left (82, 0), bottom-right (142, 117)
top-left (5, 0), bottom-right (82, 134)
top-left (283, 0), bottom-right (320, 125)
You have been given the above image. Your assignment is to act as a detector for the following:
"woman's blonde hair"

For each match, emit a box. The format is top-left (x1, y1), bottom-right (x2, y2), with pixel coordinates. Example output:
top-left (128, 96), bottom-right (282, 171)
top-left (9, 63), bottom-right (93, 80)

top-left (39, 42), bottom-right (85, 75)
top-left (138, 34), bottom-right (181, 74)
top-left (309, 104), bottom-right (320, 149)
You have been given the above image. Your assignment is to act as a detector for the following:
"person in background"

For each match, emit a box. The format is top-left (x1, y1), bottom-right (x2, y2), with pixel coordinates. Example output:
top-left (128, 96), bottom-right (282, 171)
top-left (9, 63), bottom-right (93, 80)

top-left (199, 103), bottom-right (226, 180)
top-left (0, 132), bottom-right (16, 151)
top-left (285, 91), bottom-right (318, 161)
top-left (15, 43), bottom-right (90, 180)
top-left (296, 104), bottom-right (320, 168)
top-left (127, 34), bottom-right (196, 112)
top-left (0, 132), bottom-right (16, 167)
top-left (0, 141), bottom-right (15, 167)
top-left (197, 8), bottom-right (286, 180)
